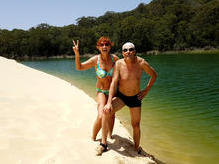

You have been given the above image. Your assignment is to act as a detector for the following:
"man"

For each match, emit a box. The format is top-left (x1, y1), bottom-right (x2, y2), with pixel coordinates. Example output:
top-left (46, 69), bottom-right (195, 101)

top-left (96, 42), bottom-right (157, 155)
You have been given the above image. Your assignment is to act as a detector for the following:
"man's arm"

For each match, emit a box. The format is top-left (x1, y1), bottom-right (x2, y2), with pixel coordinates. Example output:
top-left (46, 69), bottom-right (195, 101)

top-left (104, 61), bottom-right (120, 112)
top-left (138, 58), bottom-right (157, 100)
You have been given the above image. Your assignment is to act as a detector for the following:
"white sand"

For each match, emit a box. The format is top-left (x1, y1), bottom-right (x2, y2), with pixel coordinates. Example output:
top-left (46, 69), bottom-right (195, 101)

top-left (0, 57), bottom-right (156, 164)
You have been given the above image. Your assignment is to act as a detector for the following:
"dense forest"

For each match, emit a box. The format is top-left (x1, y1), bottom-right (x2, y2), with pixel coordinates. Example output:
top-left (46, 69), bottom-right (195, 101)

top-left (0, 0), bottom-right (218, 59)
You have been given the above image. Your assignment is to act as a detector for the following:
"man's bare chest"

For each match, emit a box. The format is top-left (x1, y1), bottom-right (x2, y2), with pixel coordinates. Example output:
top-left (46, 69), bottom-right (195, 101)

top-left (119, 65), bottom-right (142, 81)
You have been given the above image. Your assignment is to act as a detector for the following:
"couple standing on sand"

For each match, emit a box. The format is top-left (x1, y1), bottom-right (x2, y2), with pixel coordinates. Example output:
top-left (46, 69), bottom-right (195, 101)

top-left (72, 36), bottom-right (157, 156)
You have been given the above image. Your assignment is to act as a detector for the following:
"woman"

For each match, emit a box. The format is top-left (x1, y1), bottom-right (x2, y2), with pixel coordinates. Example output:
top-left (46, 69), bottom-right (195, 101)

top-left (72, 36), bottom-right (119, 141)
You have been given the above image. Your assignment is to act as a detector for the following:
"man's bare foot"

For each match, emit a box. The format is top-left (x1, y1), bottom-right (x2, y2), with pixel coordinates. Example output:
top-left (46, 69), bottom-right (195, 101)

top-left (96, 143), bottom-right (108, 156)
top-left (137, 147), bottom-right (155, 159)
top-left (137, 147), bottom-right (147, 156)
top-left (137, 147), bottom-right (143, 154)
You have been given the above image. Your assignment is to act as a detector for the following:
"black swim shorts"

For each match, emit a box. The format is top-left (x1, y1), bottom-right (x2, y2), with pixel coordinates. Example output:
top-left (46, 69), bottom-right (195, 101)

top-left (116, 90), bottom-right (141, 108)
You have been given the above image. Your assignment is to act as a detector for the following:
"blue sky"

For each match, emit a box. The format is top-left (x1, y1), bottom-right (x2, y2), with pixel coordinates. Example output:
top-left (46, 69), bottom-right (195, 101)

top-left (0, 0), bottom-right (152, 30)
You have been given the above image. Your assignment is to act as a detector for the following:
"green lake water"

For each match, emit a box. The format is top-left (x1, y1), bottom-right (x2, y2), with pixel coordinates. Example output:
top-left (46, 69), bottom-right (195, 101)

top-left (21, 54), bottom-right (219, 164)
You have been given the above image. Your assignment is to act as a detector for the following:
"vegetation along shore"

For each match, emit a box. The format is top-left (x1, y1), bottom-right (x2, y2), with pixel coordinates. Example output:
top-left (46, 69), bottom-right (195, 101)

top-left (0, 0), bottom-right (218, 60)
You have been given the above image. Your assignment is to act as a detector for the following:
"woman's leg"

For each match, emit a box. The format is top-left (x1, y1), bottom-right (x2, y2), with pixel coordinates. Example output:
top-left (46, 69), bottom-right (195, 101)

top-left (108, 113), bottom-right (115, 139)
top-left (92, 92), bottom-right (107, 141)
top-left (108, 97), bottom-right (125, 138)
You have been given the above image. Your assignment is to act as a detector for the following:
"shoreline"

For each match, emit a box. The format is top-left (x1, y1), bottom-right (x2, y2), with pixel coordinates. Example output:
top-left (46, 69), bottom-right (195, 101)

top-left (0, 56), bottom-right (159, 164)
top-left (1, 49), bottom-right (218, 61)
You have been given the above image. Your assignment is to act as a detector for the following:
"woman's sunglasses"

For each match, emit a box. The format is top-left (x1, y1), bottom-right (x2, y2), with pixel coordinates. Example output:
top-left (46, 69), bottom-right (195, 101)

top-left (100, 43), bottom-right (110, 47)
top-left (122, 48), bottom-right (135, 52)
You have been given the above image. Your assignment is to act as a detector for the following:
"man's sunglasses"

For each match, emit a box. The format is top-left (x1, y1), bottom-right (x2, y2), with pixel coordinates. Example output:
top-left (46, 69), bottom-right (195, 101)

top-left (100, 43), bottom-right (110, 47)
top-left (123, 48), bottom-right (135, 52)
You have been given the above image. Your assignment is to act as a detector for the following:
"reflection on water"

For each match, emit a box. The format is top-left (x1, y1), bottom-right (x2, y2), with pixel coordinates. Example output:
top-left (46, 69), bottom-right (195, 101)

top-left (21, 54), bottom-right (219, 164)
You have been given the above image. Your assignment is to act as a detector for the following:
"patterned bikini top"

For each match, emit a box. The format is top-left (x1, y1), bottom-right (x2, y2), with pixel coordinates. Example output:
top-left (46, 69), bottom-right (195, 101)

top-left (96, 55), bottom-right (115, 79)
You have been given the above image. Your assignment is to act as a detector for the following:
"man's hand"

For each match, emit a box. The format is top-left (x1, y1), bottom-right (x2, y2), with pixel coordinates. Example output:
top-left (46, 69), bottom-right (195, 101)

top-left (137, 89), bottom-right (149, 100)
top-left (103, 103), bottom-right (112, 113)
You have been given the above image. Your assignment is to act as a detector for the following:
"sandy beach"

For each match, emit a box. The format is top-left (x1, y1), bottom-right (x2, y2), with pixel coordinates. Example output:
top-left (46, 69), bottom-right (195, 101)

top-left (0, 56), bottom-right (157, 164)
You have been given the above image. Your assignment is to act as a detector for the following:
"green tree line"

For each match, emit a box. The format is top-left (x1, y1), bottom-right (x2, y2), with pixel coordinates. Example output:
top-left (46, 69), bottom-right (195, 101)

top-left (0, 0), bottom-right (218, 59)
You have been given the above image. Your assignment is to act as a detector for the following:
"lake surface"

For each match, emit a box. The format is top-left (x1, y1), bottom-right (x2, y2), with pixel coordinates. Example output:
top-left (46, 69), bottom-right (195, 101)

top-left (21, 54), bottom-right (219, 164)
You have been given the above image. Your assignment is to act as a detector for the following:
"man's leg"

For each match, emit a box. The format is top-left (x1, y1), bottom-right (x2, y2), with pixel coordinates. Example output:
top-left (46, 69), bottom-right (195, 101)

top-left (129, 107), bottom-right (141, 150)
top-left (112, 97), bottom-right (125, 112)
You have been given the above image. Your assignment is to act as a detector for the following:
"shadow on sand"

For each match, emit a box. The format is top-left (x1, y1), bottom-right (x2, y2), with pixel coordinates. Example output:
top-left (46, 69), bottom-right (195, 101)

top-left (107, 134), bottom-right (165, 164)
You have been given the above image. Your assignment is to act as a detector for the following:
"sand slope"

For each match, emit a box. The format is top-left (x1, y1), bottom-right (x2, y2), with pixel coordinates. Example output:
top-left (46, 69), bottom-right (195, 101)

top-left (0, 57), bottom-right (156, 164)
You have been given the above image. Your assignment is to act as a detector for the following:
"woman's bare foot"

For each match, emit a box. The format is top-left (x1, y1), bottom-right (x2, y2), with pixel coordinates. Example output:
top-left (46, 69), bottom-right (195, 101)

top-left (96, 143), bottom-right (108, 156)
top-left (108, 132), bottom-right (113, 139)
top-left (92, 136), bottom-right (96, 141)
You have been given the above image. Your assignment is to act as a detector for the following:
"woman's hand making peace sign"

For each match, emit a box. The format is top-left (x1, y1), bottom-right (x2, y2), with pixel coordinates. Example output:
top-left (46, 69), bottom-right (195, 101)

top-left (72, 40), bottom-right (79, 55)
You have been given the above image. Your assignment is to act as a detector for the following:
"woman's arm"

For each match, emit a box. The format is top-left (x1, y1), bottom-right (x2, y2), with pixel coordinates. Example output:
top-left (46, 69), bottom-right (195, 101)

top-left (72, 40), bottom-right (96, 70)
top-left (103, 61), bottom-right (120, 112)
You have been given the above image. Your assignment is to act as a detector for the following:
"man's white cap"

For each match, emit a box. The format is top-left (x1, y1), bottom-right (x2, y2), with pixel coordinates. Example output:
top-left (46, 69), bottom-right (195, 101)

top-left (122, 42), bottom-right (135, 50)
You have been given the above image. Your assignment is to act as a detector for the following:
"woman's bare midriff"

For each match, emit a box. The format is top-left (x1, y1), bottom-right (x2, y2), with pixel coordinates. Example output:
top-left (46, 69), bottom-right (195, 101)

top-left (96, 76), bottom-right (112, 90)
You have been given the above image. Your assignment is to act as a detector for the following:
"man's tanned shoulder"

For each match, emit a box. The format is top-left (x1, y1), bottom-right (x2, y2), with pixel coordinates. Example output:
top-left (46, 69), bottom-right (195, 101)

top-left (137, 56), bottom-right (145, 63)
top-left (137, 56), bottom-right (150, 66)
top-left (116, 58), bottom-right (125, 65)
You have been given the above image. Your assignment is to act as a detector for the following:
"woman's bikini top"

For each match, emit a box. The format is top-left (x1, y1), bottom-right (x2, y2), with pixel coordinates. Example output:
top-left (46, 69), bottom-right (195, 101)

top-left (96, 55), bottom-right (115, 79)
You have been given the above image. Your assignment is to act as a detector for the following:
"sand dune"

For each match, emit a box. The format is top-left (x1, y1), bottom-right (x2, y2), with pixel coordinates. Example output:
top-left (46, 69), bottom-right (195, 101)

top-left (0, 57), bottom-right (157, 164)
